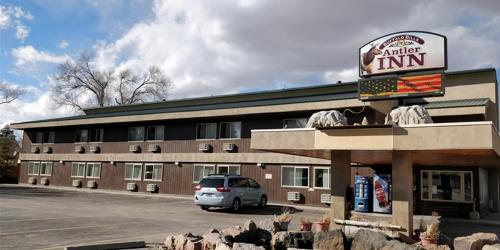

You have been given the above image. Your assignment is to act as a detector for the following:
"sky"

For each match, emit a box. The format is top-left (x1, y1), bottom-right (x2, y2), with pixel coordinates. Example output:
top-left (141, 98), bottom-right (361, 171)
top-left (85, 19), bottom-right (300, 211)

top-left (1, 0), bottom-right (499, 127)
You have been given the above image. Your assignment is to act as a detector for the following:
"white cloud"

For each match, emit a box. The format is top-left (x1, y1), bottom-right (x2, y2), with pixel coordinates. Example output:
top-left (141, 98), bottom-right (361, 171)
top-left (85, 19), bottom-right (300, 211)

top-left (15, 23), bottom-right (29, 41)
top-left (0, 5), bottom-right (10, 29)
top-left (59, 40), bottom-right (69, 49)
top-left (0, 4), bottom-right (33, 40)
top-left (12, 45), bottom-right (69, 67)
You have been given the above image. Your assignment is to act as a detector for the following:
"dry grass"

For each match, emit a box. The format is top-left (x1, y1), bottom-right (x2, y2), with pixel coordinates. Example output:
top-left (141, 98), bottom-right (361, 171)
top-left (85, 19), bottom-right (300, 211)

top-left (274, 209), bottom-right (292, 223)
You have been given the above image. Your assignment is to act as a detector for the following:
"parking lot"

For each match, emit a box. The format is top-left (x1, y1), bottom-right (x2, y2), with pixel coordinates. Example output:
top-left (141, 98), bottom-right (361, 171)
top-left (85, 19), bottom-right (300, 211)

top-left (0, 185), bottom-right (324, 250)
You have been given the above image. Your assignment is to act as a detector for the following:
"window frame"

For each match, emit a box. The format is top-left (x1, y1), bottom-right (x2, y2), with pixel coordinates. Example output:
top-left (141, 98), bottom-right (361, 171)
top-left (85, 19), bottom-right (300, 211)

top-left (196, 123), bottom-right (217, 140)
top-left (193, 164), bottom-right (216, 183)
top-left (146, 126), bottom-right (164, 141)
top-left (75, 129), bottom-right (89, 144)
top-left (217, 164), bottom-right (241, 175)
top-left (86, 162), bottom-right (101, 179)
top-left (219, 121), bottom-right (242, 140)
top-left (28, 161), bottom-right (40, 175)
top-left (128, 127), bottom-right (145, 142)
top-left (88, 129), bottom-right (104, 143)
top-left (420, 170), bottom-right (473, 203)
top-left (143, 163), bottom-right (163, 182)
top-left (313, 166), bottom-right (330, 189)
top-left (281, 165), bottom-right (310, 188)
top-left (71, 162), bottom-right (86, 178)
top-left (39, 162), bottom-right (53, 176)
top-left (124, 163), bottom-right (143, 180)
top-left (283, 118), bottom-right (308, 129)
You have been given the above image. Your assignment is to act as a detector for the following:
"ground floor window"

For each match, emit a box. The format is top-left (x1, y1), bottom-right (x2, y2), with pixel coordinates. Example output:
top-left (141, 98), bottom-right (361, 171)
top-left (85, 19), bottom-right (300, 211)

top-left (40, 162), bottom-right (53, 176)
top-left (71, 162), bottom-right (86, 178)
top-left (125, 163), bottom-right (142, 180)
top-left (217, 165), bottom-right (240, 175)
top-left (144, 163), bottom-right (163, 181)
top-left (86, 163), bottom-right (101, 179)
top-left (193, 164), bottom-right (215, 182)
top-left (314, 167), bottom-right (330, 189)
top-left (28, 162), bottom-right (40, 175)
top-left (282, 166), bottom-right (309, 188)
top-left (421, 170), bottom-right (473, 202)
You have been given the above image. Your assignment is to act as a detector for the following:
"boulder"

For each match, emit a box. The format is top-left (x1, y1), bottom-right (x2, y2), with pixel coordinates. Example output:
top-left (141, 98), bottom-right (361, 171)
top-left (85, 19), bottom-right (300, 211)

top-left (351, 229), bottom-right (416, 250)
top-left (258, 219), bottom-right (280, 234)
top-left (306, 110), bottom-right (348, 128)
top-left (232, 242), bottom-right (266, 250)
top-left (202, 233), bottom-right (224, 250)
top-left (255, 228), bottom-right (272, 247)
top-left (164, 233), bottom-right (202, 250)
top-left (271, 231), bottom-right (314, 250)
top-left (385, 105), bottom-right (433, 125)
top-left (205, 228), bottom-right (220, 235)
top-left (454, 233), bottom-right (499, 250)
top-left (243, 220), bottom-right (257, 243)
top-left (222, 226), bottom-right (247, 243)
top-left (483, 244), bottom-right (500, 250)
top-left (214, 242), bottom-right (232, 250)
top-left (313, 230), bottom-right (346, 250)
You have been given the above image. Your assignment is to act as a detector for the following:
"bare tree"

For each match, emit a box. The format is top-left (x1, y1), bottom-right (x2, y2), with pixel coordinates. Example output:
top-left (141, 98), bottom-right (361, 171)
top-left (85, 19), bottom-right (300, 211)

top-left (0, 82), bottom-right (25, 105)
top-left (115, 66), bottom-right (172, 105)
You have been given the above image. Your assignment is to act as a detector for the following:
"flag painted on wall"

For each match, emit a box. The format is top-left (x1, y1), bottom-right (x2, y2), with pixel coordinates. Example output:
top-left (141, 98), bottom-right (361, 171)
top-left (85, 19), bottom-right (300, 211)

top-left (358, 73), bottom-right (443, 100)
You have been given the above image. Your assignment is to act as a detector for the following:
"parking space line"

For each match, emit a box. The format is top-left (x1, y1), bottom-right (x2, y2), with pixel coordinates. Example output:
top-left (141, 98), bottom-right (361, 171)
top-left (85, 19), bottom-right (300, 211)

top-left (0, 222), bottom-right (137, 236)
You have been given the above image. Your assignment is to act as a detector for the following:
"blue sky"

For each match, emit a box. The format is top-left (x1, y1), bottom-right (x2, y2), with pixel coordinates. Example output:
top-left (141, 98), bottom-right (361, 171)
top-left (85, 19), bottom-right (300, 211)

top-left (0, 0), bottom-right (499, 126)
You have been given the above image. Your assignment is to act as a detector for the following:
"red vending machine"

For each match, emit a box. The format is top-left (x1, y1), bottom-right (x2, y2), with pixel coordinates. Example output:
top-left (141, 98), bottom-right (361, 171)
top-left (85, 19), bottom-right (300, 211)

top-left (373, 174), bottom-right (392, 213)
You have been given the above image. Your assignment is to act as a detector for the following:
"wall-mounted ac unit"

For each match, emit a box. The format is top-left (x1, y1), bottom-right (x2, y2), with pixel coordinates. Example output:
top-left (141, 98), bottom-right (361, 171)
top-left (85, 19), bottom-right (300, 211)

top-left (72, 179), bottom-right (82, 188)
top-left (90, 145), bottom-right (100, 153)
top-left (320, 193), bottom-right (332, 204)
top-left (126, 182), bottom-right (137, 191)
top-left (42, 146), bottom-right (52, 153)
top-left (198, 143), bottom-right (211, 152)
top-left (28, 177), bottom-right (37, 185)
top-left (287, 192), bottom-right (301, 201)
top-left (40, 177), bottom-right (49, 185)
top-left (146, 184), bottom-right (157, 192)
top-left (222, 143), bottom-right (235, 151)
top-left (129, 144), bottom-right (140, 153)
top-left (74, 145), bottom-right (84, 153)
top-left (31, 146), bottom-right (40, 153)
top-left (148, 144), bottom-right (160, 153)
top-left (87, 180), bottom-right (97, 188)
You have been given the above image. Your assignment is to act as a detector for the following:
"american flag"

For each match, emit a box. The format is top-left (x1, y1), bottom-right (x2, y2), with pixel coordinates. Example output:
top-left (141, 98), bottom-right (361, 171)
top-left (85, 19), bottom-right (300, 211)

top-left (359, 74), bottom-right (442, 98)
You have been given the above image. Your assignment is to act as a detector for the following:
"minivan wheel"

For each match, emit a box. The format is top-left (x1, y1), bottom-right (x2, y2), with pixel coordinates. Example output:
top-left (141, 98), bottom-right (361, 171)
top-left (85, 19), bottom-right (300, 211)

top-left (201, 206), bottom-right (209, 211)
top-left (231, 198), bottom-right (241, 212)
top-left (259, 195), bottom-right (267, 208)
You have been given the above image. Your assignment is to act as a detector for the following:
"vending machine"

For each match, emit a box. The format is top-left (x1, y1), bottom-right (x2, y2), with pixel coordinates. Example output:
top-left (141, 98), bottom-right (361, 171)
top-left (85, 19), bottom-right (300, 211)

top-left (354, 176), bottom-right (372, 212)
top-left (373, 174), bottom-right (392, 213)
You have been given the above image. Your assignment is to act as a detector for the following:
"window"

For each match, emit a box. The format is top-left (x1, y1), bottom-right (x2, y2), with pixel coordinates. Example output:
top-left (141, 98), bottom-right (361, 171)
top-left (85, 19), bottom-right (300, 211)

top-left (128, 127), bottom-right (145, 141)
top-left (144, 163), bottom-right (163, 181)
top-left (146, 126), bottom-right (164, 141)
top-left (283, 118), bottom-right (308, 129)
top-left (196, 123), bottom-right (217, 139)
top-left (34, 131), bottom-right (54, 143)
top-left (28, 162), bottom-right (40, 175)
top-left (219, 122), bottom-right (241, 139)
top-left (282, 166), bottom-right (309, 187)
top-left (228, 178), bottom-right (248, 187)
top-left (40, 162), bottom-right (53, 176)
top-left (421, 170), bottom-right (473, 203)
top-left (89, 129), bottom-right (103, 142)
top-left (248, 178), bottom-right (260, 188)
top-left (314, 167), bottom-right (330, 189)
top-left (193, 164), bottom-right (215, 182)
top-left (125, 163), bottom-right (142, 180)
top-left (71, 162), bottom-right (86, 178)
top-left (75, 129), bottom-right (88, 143)
top-left (86, 163), bottom-right (101, 178)
top-left (217, 165), bottom-right (240, 175)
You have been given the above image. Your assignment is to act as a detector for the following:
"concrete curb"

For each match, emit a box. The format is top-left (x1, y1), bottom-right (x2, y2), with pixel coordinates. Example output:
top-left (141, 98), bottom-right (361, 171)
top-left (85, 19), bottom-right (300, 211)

top-left (64, 241), bottom-right (145, 250)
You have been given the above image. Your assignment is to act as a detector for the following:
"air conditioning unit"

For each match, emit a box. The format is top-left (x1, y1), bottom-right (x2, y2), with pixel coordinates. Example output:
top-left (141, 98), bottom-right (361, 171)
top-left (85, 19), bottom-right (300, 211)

top-left (28, 177), bottom-right (37, 185)
top-left (87, 180), bottom-right (97, 188)
top-left (129, 144), bottom-right (140, 153)
top-left (222, 143), bottom-right (235, 151)
top-left (31, 146), bottom-right (40, 153)
top-left (148, 144), bottom-right (160, 153)
top-left (40, 177), bottom-right (49, 185)
top-left (146, 184), bottom-right (158, 192)
top-left (90, 145), bottom-right (100, 153)
top-left (126, 182), bottom-right (137, 191)
top-left (198, 143), bottom-right (211, 152)
top-left (74, 145), bottom-right (84, 153)
top-left (320, 194), bottom-right (332, 204)
top-left (42, 146), bottom-right (52, 153)
top-left (287, 192), bottom-right (301, 201)
top-left (72, 179), bottom-right (82, 188)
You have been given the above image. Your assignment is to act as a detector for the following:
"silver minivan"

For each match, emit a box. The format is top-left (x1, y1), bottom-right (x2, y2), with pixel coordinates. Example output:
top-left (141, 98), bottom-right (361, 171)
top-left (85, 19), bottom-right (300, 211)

top-left (194, 175), bottom-right (267, 211)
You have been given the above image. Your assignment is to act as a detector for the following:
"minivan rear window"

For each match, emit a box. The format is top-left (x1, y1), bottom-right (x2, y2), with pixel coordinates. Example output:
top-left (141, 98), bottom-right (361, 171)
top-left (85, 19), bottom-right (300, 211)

top-left (199, 178), bottom-right (225, 188)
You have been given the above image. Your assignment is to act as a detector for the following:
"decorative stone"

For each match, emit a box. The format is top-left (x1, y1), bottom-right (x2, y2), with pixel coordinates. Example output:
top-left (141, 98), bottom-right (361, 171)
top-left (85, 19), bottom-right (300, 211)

top-left (214, 242), bottom-right (232, 250)
top-left (232, 242), bottom-right (265, 250)
top-left (258, 218), bottom-right (280, 234)
top-left (351, 229), bottom-right (416, 250)
top-left (271, 231), bottom-right (314, 250)
top-left (385, 105), bottom-right (433, 125)
top-left (454, 233), bottom-right (499, 250)
top-left (313, 230), bottom-right (346, 250)
top-left (202, 233), bottom-right (223, 250)
top-left (306, 110), bottom-right (348, 128)
top-left (205, 228), bottom-right (219, 235)
top-left (243, 220), bottom-right (257, 243)
top-left (482, 244), bottom-right (500, 250)
top-left (164, 233), bottom-right (202, 250)
top-left (222, 226), bottom-right (247, 243)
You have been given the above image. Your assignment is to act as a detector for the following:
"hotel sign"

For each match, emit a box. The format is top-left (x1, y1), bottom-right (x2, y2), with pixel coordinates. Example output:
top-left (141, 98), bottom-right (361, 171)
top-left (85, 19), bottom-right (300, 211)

top-left (359, 31), bottom-right (447, 77)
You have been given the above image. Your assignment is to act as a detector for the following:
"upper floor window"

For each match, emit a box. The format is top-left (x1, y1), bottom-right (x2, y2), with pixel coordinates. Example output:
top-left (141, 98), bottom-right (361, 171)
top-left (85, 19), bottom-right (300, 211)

top-left (219, 122), bottom-right (241, 139)
top-left (75, 129), bottom-right (88, 143)
top-left (34, 131), bottom-right (54, 144)
top-left (89, 129), bottom-right (104, 142)
top-left (128, 127), bottom-right (145, 141)
top-left (196, 123), bottom-right (217, 140)
top-left (283, 118), bottom-right (308, 129)
top-left (146, 126), bottom-right (164, 141)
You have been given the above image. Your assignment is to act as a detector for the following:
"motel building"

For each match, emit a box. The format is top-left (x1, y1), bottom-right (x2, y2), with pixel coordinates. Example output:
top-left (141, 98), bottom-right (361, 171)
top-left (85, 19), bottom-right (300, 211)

top-left (11, 31), bottom-right (500, 236)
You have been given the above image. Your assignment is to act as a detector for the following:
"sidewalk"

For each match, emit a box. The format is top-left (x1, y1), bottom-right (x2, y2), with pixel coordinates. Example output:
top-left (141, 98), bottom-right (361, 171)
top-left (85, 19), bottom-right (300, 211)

top-left (441, 213), bottom-right (500, 227)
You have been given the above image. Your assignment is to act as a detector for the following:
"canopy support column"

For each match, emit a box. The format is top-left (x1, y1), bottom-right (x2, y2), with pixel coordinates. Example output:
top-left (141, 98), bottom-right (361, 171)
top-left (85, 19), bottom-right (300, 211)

top-left (330, 150), bottom-right (351, 229)
top-left (392, 151), bottom-right (414, 236)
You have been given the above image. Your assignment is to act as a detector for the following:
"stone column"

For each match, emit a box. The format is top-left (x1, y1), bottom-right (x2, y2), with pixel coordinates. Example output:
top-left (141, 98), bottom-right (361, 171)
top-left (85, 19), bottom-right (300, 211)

top-left (392, 151), bottom-right (413, 236)
top-left (330, 150), bottom-right (351, 228)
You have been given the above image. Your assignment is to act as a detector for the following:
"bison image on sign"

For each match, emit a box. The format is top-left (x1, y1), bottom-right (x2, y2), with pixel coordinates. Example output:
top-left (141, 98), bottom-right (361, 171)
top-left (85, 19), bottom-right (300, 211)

top-left (359, 31), bottom-right (447, 77)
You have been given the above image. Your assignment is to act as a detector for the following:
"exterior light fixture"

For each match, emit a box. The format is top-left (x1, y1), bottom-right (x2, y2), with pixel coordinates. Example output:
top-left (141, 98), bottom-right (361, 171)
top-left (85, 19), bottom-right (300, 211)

top-left (174, 161), bottom-right (180, 166)
top-left (257, 163), bottom-right (264, 168)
